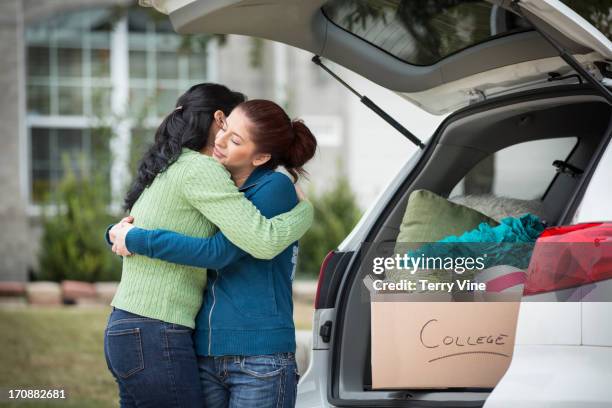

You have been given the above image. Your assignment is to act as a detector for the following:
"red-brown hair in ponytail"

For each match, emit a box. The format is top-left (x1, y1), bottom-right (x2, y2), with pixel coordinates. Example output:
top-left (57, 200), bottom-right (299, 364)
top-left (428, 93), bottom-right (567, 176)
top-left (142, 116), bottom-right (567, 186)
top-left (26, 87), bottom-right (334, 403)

top-left (238, 99), bottom-right (317, 181)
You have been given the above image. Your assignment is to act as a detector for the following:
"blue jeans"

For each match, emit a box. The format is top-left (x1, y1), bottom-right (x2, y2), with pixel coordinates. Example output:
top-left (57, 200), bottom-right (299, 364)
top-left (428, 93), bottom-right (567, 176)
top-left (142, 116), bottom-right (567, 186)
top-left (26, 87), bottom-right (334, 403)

top-left (198, 353), bottom-right (299, 408)
top-left (103, 307), bottom-right (204, 408)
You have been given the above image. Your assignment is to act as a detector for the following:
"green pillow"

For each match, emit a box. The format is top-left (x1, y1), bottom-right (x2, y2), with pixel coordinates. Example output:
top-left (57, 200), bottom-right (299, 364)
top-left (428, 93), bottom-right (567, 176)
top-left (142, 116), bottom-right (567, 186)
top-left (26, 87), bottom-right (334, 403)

top-left (397, 189), bottom-right (498, 243)
top-left (389, 190), bottom-right (499, 285)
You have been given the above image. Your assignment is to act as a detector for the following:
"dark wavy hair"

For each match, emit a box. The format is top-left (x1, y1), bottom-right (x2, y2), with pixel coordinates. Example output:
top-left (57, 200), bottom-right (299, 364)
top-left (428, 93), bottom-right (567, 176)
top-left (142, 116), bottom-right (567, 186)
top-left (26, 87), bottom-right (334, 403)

top-left (123, 83), bottom-right (246, 211)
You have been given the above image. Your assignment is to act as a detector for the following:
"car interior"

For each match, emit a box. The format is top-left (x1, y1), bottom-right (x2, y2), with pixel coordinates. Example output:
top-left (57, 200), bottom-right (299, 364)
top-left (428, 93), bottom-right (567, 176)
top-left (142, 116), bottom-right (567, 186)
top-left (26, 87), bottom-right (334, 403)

top-left (332, 86), bottom-right (612, 405)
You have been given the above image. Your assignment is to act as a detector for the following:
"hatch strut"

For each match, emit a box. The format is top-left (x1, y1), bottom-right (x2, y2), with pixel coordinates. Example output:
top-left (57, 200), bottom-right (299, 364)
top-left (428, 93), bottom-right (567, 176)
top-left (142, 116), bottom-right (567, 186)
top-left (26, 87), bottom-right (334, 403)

top-left (311, 55), bottom-right (425, 149)
top-left (510, 0), bottom-right (612, 105)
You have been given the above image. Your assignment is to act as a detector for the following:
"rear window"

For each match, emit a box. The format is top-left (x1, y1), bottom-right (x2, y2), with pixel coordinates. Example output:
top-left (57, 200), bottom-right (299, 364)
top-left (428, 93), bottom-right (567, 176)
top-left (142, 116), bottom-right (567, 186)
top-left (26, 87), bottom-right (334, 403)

top-left (450, 137), bottom-right (578, 201)
top-left (322, 0), bottom-right (530, 66)
top-left (561, 1), bottom-right (612, 41)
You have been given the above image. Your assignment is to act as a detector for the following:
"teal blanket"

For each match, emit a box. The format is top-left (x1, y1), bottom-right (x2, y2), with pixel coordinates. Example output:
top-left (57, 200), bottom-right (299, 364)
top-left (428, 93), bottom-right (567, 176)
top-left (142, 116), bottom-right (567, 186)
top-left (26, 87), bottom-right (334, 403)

top-left (439, 213), bottom-right (544, 244)
top-left (408, 213), bottom-right (545, 271)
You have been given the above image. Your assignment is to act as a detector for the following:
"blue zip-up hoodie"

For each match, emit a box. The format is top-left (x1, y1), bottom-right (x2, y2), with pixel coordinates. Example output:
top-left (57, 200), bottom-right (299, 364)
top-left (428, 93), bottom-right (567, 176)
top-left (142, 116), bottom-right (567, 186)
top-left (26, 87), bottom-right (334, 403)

top-left (123, 167), bottom-right (299, 356)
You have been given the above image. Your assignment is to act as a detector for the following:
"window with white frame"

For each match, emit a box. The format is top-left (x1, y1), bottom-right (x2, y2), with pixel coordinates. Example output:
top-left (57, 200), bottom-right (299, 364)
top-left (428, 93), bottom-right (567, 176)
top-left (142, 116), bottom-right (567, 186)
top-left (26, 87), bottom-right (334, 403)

top-left (26, 6), bottom-right (212, 205)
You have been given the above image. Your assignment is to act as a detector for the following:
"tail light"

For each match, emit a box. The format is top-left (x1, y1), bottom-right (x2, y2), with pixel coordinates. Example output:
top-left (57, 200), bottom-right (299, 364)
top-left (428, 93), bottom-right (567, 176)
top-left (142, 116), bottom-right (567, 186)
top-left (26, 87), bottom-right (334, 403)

top-left (524, 222), bottom-right (612, 295)
top-left (314, 251), bottom-right (335, 309)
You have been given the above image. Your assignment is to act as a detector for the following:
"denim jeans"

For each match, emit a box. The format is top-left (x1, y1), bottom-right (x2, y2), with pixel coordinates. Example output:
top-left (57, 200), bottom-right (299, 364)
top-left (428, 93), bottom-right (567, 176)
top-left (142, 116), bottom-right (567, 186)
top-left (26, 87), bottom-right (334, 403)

top-left (103, 307), bottom-right (204, 408)
top-left (198, 353), bottom-right (299, 408)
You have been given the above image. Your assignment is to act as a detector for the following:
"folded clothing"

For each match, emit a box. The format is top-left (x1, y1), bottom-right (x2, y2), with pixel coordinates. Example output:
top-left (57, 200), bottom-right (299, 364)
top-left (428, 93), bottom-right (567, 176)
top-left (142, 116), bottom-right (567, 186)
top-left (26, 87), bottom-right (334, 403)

top-left (438, 213), bottom-right (545, 244)
top-left (409, 214), bottom-right (546, 271)
top-left (449, 194), bottom-right (546, 222)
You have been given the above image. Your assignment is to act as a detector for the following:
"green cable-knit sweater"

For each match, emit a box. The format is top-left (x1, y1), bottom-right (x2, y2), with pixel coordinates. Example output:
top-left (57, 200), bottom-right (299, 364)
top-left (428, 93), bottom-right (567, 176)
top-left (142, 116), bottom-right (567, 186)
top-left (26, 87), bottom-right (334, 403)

top-left (111, 148), bottom-right (314, 328)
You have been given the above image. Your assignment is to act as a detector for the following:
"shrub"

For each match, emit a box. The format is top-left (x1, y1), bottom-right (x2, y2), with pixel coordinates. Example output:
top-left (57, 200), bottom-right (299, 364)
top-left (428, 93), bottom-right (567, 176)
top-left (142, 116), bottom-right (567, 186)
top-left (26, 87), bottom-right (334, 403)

top-left (38, 156), bottom-right (122, 282)
top-left (297, 174), bottom-right (362, 278)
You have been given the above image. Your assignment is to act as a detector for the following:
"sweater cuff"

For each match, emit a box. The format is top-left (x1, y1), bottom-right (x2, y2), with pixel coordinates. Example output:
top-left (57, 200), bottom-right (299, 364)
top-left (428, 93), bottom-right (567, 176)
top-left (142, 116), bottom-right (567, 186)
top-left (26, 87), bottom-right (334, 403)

top-left (125, 227), bottom-right (151, 256)
top-left (104, 224), bottom-right (115, 246)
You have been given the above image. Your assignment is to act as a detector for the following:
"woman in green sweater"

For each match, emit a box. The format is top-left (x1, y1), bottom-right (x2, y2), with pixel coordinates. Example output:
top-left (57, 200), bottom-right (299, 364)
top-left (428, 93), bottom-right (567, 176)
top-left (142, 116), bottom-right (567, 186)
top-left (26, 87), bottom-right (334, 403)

top-left (103, 83), bottom-right (313, 408)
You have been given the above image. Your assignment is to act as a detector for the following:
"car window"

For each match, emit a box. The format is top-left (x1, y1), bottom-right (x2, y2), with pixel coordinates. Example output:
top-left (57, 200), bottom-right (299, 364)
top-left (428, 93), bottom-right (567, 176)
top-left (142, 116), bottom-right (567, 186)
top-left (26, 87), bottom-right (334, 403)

top-left (572, 135), bottom-right (612, 223)
top-left (321, 0), bottom-right (530, 66)
top-left (560, 0), bottom-right (612, 41)
top-left (450, 137), bottom-right (578, 200)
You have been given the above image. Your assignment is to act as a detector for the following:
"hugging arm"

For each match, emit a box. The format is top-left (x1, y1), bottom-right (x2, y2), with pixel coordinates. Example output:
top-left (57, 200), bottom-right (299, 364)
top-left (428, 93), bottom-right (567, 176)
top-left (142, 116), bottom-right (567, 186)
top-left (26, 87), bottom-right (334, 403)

top-left (126, 229), bottom-right (244, 269)
top-left (181, 157), bottom-right (310, 260)
top-left (124, 172), bottom-right (300, 268)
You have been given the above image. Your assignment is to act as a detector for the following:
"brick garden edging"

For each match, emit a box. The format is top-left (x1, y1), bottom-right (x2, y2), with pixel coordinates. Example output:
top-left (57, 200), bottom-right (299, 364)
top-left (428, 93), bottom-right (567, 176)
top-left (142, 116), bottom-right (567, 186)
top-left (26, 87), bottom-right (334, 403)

top-left (0, 282), bottom-right (26, 297)
top-left (27, 282), bottom-right (62, 305)
top-left (1, 280), bottom-right (316, 307)
top-left (62, 280), bottom-right (97, 304)
top-left (0, 281), bottom-right (119, 306)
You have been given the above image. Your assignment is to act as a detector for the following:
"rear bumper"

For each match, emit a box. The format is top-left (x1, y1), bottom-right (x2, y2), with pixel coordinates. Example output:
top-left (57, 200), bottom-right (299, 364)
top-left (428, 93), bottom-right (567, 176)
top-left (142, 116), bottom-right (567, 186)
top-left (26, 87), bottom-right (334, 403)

top-left (485, 344), bottom-right (612, 407)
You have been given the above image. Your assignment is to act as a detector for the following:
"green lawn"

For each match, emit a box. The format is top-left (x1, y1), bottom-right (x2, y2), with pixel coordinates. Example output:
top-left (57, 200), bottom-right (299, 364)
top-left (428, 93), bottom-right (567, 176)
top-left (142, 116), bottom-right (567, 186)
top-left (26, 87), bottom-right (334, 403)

top-left (0, 306), bottom-right (117, 407)
top-left (0, 303), bottom-right (313, 407)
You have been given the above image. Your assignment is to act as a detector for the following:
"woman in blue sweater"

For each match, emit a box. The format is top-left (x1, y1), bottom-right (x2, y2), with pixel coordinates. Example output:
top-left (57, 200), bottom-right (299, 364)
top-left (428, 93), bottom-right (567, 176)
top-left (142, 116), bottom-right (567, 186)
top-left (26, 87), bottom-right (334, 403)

top-left (109, 99), bottom-right (317, 408)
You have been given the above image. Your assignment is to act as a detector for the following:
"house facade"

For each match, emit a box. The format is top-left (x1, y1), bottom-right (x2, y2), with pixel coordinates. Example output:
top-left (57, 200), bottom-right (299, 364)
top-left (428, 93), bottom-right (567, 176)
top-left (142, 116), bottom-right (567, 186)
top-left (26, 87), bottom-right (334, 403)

top-left (0, 0), bottom-right (440, 282)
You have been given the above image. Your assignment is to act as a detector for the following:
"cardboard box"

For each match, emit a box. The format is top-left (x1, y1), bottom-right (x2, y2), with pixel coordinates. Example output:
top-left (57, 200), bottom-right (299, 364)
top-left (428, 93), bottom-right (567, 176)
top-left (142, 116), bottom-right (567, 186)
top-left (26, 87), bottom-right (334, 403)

top-left (366, 276), bottom-right (521, 389)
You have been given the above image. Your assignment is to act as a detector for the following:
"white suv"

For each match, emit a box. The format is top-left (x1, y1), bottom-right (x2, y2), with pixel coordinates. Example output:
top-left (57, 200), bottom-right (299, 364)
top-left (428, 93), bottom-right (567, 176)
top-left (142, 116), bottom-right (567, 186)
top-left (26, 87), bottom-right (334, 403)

top-left (144, 0), bottom-right (612, 406)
